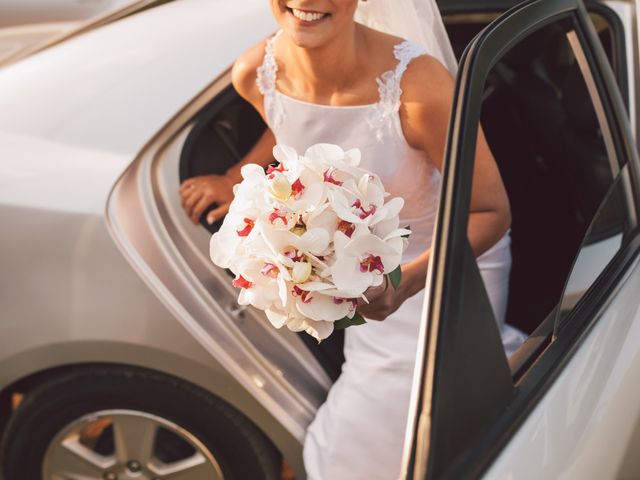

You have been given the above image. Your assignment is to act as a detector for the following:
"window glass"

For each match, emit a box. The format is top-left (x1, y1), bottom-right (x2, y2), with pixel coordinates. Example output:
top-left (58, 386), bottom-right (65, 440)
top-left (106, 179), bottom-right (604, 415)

top-left (474, 17), bottom-right (623, 336)
top-left (441, 9), bottom-right (622, 84)
top-left (557, 167), bottom-right (633, 323)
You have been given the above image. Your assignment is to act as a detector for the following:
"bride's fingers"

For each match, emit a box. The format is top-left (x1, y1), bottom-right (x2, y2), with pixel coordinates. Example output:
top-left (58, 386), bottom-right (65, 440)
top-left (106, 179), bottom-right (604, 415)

top-left (180, 177), bottom-right (204, 194)
top-left (356, 305), bottom-right (384, 321)
top-left (356, 281), bottom-right (396, 320)
top-left (357, 283), bottom-right (386, 308)
top-left (191, 194), bottom-right (214, 224)
top-left (182, 187), bottom-right (201, 208)
top-left (180, 178), bottom-right (196, 191)
top-left (357, 298), bottom-right (383, 320)
top-left (206, 202), bottom-right (231, 225)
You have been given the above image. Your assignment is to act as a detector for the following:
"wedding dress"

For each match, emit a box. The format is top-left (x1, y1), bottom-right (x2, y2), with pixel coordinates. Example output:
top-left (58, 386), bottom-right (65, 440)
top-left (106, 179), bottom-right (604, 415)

top-left (256, 29), bottom-right (526, 480)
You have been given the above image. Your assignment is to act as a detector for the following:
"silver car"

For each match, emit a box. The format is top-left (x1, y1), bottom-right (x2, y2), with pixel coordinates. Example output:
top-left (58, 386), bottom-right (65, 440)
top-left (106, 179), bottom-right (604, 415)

top-left (0, 0), bottom-right (639, 479)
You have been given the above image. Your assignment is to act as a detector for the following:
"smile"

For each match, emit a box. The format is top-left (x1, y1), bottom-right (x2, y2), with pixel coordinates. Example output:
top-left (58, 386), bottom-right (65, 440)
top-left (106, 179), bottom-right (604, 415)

top-left (287, 7), bottom-right (329, 23)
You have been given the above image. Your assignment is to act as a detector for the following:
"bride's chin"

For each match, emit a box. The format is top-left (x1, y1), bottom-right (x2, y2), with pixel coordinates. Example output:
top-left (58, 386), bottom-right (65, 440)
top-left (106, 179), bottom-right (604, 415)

top-left (284, 25), bottom-right (336, 49)
top-left (279, 13), bottom-right (337, 47)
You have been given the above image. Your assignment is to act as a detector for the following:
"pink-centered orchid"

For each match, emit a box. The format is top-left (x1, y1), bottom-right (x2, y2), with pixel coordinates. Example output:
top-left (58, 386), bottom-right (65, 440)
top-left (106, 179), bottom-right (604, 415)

top-left (330, 230), bottom-right (404, 298)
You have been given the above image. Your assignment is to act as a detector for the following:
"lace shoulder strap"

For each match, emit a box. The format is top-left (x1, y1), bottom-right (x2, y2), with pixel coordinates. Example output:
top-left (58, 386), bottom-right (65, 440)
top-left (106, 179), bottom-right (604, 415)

top-left (379, 39), bottom-right (428, 111)
top-left (256, 30), bottom-right (282, 96)
top-left (369, 39), bottom-right (427, 141)
top-left (256, 30), bottom-right (285, 129)
top-left (393, 40), bottom-right (428, 80)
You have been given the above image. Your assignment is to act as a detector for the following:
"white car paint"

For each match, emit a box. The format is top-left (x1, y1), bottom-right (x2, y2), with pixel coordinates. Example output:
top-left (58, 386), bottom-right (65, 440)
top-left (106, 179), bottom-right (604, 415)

top-left (0, 130), bottom-right (129, 214)
top-left (0, 22), bottom-right (78, 63)
top-left (0, 0), bottom-right (135, 28)
top-left (484, 255), bottom-right (640, 479)
top-left (603, 1), bottom-right (636, 142)
top-left (0, 0), bottom-right (277, 157)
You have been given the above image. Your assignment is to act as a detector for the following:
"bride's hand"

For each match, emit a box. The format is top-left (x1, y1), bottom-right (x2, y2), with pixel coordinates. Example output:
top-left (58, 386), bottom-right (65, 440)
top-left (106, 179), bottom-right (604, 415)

top-left (356, 260), bottom-right (427, 321)
top-left (180, 173), bottom-right (235, 225)
top-left (357, 276), bottom-right (408, 321)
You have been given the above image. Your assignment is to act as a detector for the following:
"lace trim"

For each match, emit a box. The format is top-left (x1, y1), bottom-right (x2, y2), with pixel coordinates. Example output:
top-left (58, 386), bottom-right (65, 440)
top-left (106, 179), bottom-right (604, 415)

top-left (256, 34), bottom-right (426, 138)
top-left (256, 30), bottom-right (285, 129)
top-left (367, 40), bottom-right (428, 142)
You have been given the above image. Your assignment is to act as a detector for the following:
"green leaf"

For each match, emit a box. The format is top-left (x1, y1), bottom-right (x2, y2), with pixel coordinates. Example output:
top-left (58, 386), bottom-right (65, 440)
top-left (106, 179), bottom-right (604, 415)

top-left (334, 312), bottom-right (367, 330)
top-left (389, 265), bottom-right (402, 290)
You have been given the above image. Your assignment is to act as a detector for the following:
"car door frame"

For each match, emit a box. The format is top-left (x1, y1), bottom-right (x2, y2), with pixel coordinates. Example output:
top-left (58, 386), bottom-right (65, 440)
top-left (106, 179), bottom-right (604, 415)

top-left (401, 0), bottom-right (640, 478)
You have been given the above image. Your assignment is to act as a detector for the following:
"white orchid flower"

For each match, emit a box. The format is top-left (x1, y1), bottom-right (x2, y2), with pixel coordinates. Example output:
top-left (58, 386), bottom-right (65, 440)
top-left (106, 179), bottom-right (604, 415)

top-left (291, 261), bottom-right (313, 283)
top-left (267, 146), bottom-right (329, 215)
top-left (265, 299), bottom-right (335, 342)
top-left (286, 313), bottom-right (335, 342)
top-left (260, 226), bottom-right (331, 266)
top-left (327, 188), bottom-right (381, 226)
top-left (272, 144), bottom-right (299, 171)
top-left (330, 230), bottom-right (404, 297)
top-left (369, 196), bottom-right (411, 241)
top-left (236, 263), bottom-right (283, 311)
top-left (209, 207), bottom-right (260, 269)
top-left (304, 143), bottom-right (361, 169)
top-left (267, 171), bottom-right (292, 202)
top-left (293, 281), bottom-right (358, 322)
top-left (286, 168), bottom-right (326, 212)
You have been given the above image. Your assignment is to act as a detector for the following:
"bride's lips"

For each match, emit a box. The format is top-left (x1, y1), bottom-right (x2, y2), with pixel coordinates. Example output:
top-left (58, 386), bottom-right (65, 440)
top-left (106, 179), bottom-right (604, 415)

top-left (286, 6), bottom-right (330, 25)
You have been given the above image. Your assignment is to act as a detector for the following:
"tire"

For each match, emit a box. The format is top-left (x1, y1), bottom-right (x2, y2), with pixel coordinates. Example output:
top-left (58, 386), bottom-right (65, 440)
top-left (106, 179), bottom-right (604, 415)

top-left (0, 364), bottom-right (281, 480)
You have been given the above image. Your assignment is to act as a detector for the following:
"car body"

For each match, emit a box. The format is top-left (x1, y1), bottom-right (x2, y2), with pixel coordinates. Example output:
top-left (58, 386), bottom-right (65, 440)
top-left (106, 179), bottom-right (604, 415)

top-left (0, 0), bottom-right (638, 479)
top-left (0, 0), bottom-right (166, 67)
top-left (0, 0), bottom-right (139, 27)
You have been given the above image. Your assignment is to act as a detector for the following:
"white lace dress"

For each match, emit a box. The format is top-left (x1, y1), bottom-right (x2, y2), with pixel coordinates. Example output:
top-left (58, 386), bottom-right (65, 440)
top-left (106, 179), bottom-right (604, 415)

top-left (256, 30), bottom-right (526, 480)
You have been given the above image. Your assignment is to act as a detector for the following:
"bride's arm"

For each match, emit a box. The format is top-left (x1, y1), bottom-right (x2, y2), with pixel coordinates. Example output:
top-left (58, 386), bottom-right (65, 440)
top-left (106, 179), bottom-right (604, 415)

top-left (179, 40), bottom-right (276, 224)
top-left (358, 55), bottom-right (511, 319)
top-left (226, 40), bottom-right (279, 180)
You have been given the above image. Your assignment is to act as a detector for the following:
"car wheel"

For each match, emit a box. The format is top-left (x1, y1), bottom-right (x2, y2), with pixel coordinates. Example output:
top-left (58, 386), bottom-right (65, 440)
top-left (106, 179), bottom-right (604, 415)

top-left (0, 364), bottom-right (281, 480)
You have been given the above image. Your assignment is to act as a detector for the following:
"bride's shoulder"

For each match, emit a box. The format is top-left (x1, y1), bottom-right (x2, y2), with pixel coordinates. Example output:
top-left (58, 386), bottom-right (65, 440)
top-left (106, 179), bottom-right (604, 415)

top-left (398, 53), bottom-right (457, 161)
top-left (231, 37), bottom-right (271, 108)
top-left (400, 52), bottom-right (455, 112)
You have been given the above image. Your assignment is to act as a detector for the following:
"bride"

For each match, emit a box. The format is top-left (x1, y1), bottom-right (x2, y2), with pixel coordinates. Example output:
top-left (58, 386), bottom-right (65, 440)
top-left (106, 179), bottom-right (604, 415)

top-left (181, 0), bottom-right (526, 478)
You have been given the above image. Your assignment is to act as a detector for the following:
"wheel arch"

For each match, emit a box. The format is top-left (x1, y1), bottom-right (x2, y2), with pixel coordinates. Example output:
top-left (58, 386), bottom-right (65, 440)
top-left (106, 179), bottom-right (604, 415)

top-left (0, 340), bottom-right (305, 479)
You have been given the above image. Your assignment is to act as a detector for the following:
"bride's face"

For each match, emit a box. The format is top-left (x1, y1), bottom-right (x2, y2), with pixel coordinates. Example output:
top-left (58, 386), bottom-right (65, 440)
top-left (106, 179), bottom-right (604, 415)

top-left (270, 1), bottom-right (359, 48)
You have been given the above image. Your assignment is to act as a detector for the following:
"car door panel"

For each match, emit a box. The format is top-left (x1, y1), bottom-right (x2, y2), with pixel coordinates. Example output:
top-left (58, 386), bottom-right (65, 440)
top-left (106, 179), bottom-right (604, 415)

top-left (402, 0), bottom-right (640, 478)
top-left (484, 251), bottom-right (640, 479)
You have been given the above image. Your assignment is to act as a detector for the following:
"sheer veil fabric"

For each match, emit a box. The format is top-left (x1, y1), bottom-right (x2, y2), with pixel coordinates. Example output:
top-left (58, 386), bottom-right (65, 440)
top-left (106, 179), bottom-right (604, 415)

top-left (355, 0), bottom-right (459, 76)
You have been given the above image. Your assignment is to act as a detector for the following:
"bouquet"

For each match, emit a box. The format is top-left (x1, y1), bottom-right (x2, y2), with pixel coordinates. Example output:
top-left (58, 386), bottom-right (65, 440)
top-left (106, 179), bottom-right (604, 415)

top-left (209, 143), bottom-right (410, 341)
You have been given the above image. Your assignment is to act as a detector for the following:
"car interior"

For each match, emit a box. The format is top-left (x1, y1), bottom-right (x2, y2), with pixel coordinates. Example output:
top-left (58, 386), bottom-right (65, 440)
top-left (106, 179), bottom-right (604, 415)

top-left (178, 8), bottom-right (622, 382)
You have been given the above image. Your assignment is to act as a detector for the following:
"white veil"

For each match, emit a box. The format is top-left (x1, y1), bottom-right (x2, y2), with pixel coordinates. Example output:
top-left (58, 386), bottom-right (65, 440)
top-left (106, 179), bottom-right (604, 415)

top-left (354, 0), bottom-right (459, 76)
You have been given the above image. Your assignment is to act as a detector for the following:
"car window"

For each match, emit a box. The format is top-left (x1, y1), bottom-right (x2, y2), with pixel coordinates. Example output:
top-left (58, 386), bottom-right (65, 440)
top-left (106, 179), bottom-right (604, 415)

top-left (440, 5), bottom-right (628, 107)
top-left (556, 165), bottom-right (635, 325)
top-left (474, 15), bottom-right (625, 337)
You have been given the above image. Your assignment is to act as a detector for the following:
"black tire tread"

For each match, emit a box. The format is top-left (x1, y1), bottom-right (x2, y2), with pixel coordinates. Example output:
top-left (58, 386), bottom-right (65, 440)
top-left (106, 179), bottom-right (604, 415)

top-left (0, 363), bottom-right (281, 480)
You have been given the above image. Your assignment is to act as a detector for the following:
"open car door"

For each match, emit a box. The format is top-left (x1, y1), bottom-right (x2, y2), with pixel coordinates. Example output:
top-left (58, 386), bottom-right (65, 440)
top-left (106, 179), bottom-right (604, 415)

top-left (403, 0), bottom-right (640, 478)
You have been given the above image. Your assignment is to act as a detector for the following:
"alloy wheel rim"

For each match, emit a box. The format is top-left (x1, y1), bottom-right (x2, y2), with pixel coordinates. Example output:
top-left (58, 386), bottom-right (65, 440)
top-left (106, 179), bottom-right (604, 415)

top-left (42, 408), bottom-right (224, 480)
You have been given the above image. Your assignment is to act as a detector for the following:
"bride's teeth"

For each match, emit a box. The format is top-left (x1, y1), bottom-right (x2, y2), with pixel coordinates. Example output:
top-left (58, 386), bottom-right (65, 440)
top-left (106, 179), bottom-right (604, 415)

top-left (291, 8), bottom-right (325, 22)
